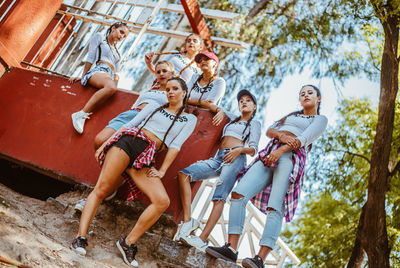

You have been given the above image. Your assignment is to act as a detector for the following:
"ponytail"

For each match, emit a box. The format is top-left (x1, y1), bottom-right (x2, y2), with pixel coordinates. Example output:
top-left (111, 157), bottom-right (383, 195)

top-left (105, 22), bottom-right (127, 59)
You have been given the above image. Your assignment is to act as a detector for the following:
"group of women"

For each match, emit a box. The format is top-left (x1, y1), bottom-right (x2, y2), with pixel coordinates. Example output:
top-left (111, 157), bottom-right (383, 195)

top-left (68, 22), bottom-right (328, 268)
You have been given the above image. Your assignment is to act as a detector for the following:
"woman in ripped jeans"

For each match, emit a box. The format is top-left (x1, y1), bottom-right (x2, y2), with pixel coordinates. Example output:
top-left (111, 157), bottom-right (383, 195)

top-left (175, 89), bottom-right (261, 252)
top-left (206, 85), bottom-right (328, 268)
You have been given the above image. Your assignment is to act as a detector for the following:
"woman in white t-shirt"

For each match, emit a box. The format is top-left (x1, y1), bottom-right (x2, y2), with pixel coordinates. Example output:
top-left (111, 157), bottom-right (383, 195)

top-left (144, 33), bottom-right (203, 82)
top-left (70, 78), bottom-right (197, 267)
top-left (70, 22), bottom-right (129, 134)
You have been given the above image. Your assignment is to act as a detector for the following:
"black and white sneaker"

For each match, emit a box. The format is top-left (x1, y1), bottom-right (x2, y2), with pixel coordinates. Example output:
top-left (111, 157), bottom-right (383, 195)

top-left (242, 255), bottom-right (264, 268)
top-left (205, 243), bottom-right (238, 263)
top-left (70, 236), bottom-right (88, 255)
top-left (116, 237), bottom-right (139, 267)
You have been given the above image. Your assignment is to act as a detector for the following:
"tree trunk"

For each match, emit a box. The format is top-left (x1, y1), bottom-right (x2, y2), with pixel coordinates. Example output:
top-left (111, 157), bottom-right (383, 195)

top-left (347, 205), bottom-right (366, 268)
top-left (353, 8), bottom-right (399, 267)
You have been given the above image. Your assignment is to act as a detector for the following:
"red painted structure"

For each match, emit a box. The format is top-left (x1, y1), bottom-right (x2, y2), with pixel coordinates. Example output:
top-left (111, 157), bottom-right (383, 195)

top-left (22, 5), bottom-right (76, 70)
top-left (0, 0), bottom-right (219, 222)
top-left (0, 68), bottom-right (226, 221)
top-left (0, 0), bottom-right (63, 74)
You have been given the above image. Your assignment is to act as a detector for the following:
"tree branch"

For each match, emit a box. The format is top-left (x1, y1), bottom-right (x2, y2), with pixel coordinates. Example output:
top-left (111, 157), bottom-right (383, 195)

top-left (246, 0), bottom-right (272, 22)
top-left (331, 149), bottom-right (371, 164)
top-left (389, 160), bottom-right (400, 177)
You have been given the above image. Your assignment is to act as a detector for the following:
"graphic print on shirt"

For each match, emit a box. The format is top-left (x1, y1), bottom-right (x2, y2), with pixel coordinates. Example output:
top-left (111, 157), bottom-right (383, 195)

top-left (159, 108), bottom-right (189, 122)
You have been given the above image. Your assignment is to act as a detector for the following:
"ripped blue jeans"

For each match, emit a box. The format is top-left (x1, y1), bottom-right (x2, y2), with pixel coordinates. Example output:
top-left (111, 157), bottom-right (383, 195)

top-left (228, 152), bottom-right (293, 249)
top-left (180, 148), bottom-right (246, 201)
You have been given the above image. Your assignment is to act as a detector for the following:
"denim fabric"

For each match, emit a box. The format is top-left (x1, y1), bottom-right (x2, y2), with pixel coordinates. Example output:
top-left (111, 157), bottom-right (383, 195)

top-left (81, 63), bottom-right (114, 86)
top-left (180, 149), bottom-right (246, 201)
top-left (228, 152), bottom-right (293, 249)
top-left (107, 109), bottom-right (140, 131)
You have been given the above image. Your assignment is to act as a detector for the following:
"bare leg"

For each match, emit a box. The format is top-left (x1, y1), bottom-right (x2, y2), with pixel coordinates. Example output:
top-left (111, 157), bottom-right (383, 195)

top-left (82, 73), bottom-right (117, 113)
top-left (94, 127), bottom-right (116, 150)
top-left (77, 147), bottom-right (129, 237)
top-left (199, 200), bottom-right (224, 242)
top-left (258, 246), bottom-right (272, 260)
top-left (124, 168), bottom-right (170, 245)
top-left (178, 172), bottom-right (192, 222)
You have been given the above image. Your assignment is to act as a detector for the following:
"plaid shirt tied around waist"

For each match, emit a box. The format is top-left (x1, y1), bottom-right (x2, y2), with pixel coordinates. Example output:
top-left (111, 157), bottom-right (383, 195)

top-left (238, 138), bottom-right (307, 222)
top-left (99, 127), bottom-right (157, 201)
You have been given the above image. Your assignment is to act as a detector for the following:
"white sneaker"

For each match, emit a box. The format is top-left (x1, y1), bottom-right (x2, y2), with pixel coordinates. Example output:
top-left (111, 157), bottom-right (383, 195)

top-left (74, 198), bottom-right (86, 212)
top-left (74, 190), bottom-right (116, 213)
top-left (175, 218), bottom-right (200, 241)
top-left (71, 110), bottom-right (92, 134)
top-left (180, 235), bottom-right (208, 252)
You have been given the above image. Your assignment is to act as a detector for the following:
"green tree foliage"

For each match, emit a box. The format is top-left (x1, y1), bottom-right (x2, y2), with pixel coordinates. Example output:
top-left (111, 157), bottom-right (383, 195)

top-left (280, 98), bottom-right (400, 267)
top-left (197, 0), bottom-right (382, 108)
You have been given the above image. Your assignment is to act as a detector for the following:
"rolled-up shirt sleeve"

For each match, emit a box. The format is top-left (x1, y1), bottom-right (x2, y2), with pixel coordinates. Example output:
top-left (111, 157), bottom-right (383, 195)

top-left (247, 120), bottom-right (261, 153)
top-left (297, 115), bottom-right (328, 147)
top-left (168, 115), bottom-right (197, 150)
top-left (84, 33), bottom-right (102, 64)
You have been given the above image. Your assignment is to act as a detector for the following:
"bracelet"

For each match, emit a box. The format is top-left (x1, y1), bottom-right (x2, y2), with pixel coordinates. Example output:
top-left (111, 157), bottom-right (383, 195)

top-left (216, 107), bottom-right (221, 113)
top-left (278, 133), bottom-right (284, 141)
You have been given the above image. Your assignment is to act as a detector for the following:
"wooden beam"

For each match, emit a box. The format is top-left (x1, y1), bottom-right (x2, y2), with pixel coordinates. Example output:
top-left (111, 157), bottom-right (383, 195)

top-left (180, 0), bottom-right (210, 43)
top-left (99, 0), bottom-right (240, 21)
top-left (57, 10), bottom-right (249, 49)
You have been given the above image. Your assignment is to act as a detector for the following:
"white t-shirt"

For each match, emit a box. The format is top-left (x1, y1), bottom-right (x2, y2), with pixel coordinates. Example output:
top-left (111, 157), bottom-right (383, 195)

top-left (162, 52), bottom-right (201, 82)
top-left (131, 90), bottom-right (167, 109)
top-left (268, 114), bottom-right (328, 147)
top-left (186, 74), bottom-right (226, 104)
top-left (84, 33), bottom-right (120, 72)
top-left (124, 102), bottom-right (197, 150)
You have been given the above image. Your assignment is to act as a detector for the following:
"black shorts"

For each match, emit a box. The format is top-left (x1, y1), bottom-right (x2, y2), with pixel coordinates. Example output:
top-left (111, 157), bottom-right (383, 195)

top-left (112, 135), bottom-right (150, 167)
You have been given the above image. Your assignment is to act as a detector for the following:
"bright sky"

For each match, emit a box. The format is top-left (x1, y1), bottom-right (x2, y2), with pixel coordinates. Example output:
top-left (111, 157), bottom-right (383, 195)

top-left (259, 70), bottom-right (380, 148)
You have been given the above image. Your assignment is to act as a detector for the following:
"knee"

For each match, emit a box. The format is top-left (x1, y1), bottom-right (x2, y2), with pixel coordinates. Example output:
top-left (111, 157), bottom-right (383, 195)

top-left (93, 185), bottom-right (111, 200)
top-left (178, 172), bottom-right (190, 183)
top-left (94, 134), bottom-right (105, 150)
top-left (231, 192), bottom-right (244, 200)
top-left (153, 194), bottom-right (170, 211)
top-left (104, 83), bottom-right (117, 96)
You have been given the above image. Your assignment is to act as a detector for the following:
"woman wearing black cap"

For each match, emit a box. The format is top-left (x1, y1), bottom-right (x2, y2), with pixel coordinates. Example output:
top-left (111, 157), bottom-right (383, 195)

top-left (175, 90), bottom-right (261, 252)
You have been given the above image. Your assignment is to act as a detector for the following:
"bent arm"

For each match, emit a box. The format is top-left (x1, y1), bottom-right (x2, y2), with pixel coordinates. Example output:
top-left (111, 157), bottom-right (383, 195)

top-left (81, 62), bottom-right (92, 77)
top-left (158, 148), bottom-right (180, 177)
top-left (187, 99), bottom-right (218, 112)
top-left (297, 116), bottom-right (328, 147)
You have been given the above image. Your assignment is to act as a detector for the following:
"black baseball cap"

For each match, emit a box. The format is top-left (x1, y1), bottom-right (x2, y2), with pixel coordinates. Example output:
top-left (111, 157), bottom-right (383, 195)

top-left (237, 89), bottom-right (257, 105)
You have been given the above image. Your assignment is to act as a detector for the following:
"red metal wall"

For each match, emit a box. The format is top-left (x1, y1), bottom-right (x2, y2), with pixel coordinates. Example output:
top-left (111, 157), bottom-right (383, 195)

top-left (0, 0), bottom-right (63, 74)
top-left (0, 68), bottom-right (226, 221)
top-left (22, 5), bottom-right (76, 70)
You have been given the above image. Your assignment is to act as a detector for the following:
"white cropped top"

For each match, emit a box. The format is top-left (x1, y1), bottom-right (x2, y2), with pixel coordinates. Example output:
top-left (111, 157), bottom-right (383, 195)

top-left (222, 111), bottom-right (262, 152)
top-left (268, 114), bottom-right (328, 147)
top-left (124, 102), bottom-right (197, 150)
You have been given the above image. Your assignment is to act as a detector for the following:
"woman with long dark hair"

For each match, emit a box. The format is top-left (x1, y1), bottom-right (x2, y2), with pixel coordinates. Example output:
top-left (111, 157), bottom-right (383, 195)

top-left (70, 77), bottom-right (197, 267)
top-left (73, 60), bottom-right (175, 212)
top-left (206, 85), bottom-right (328, 268)
top-left (176, 90), bottom-right (261, 252)
top-left (70, 22), bottom-right (129, 134)
top-left (185, 51), bottom-right (225, 113)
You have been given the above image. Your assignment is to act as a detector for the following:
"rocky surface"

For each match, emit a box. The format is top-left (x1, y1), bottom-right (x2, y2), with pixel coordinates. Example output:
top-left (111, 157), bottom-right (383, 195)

top-left (0, 183), bottom-right (240, 267)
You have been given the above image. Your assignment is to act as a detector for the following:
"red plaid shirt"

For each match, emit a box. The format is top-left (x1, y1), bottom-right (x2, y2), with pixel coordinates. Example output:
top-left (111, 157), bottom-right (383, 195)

top-left (99, 127), bottom-right (157, 201)
top-left (238, 138), bottom-right (307, 222)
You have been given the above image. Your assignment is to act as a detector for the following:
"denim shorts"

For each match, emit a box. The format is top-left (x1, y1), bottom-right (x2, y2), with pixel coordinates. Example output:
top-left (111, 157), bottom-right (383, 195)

top-left (180, 148), bottom-right (246, 201)
top-left (81, 63), bottom-right (114, 86)
top-left (106, 109), bottom-right (140, 131)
